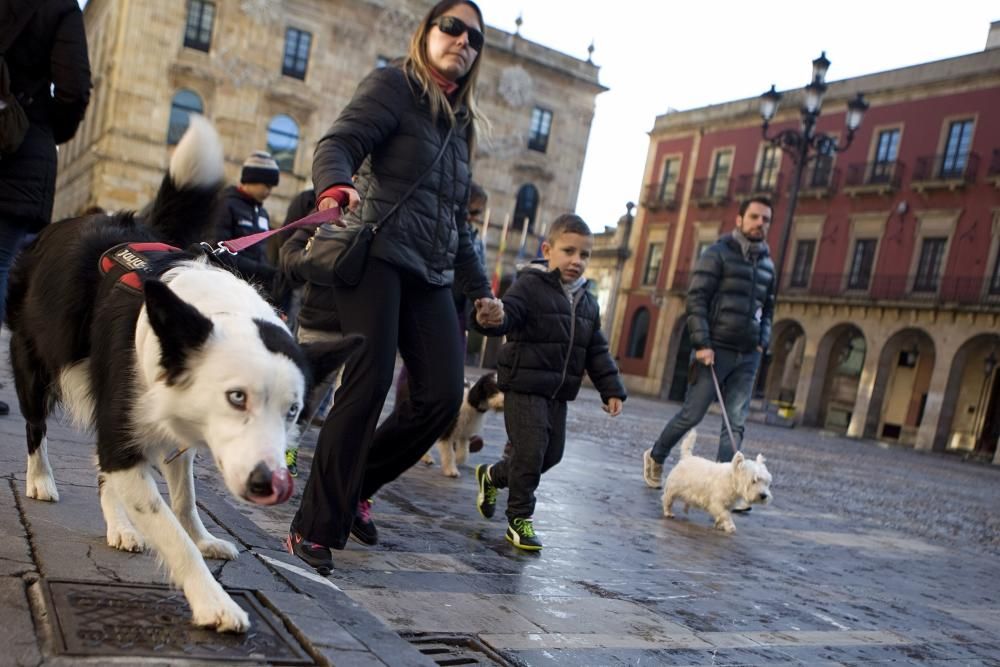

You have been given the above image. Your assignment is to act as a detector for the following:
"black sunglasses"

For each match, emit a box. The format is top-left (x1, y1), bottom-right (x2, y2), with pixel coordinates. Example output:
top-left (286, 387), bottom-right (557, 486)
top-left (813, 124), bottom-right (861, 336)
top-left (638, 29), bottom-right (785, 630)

top-left (432, 15), bottom-right (484, 52)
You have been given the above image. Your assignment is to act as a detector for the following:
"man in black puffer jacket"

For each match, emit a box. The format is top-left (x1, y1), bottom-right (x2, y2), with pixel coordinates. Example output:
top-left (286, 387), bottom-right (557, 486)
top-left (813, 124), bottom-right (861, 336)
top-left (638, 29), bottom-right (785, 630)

top-left (472, 214), bottom-right (626, 551)
top-left (643, 196), bottom-right (775, 497)
top-left (0, 0), bottom-right (91, 417)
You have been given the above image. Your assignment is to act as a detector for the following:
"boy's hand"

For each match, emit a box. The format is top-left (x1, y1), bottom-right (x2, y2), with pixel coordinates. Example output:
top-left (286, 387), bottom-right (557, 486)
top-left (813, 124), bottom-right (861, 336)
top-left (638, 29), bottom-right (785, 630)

top-left (475, 297), bottom-right (504, 327)
top-left (603, 397), bottom-right (623, 417)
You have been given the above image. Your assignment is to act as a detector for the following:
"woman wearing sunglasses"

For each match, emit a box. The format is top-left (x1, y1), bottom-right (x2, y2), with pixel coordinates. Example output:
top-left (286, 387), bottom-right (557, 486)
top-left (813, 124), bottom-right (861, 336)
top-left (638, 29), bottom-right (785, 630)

top-left (285, 0), bottom-right (502, 574)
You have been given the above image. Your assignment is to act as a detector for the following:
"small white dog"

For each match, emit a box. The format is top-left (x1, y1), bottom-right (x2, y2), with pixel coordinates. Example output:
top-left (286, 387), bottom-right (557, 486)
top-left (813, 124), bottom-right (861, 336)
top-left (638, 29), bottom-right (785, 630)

top-left (421, 372), bottom-right (504, 477)
top-left (661, 432), bottom-right (772, 533)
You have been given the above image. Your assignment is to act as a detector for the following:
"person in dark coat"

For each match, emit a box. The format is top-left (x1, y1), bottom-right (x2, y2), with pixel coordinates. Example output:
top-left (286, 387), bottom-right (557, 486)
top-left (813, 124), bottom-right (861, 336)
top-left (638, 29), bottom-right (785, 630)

top-left (211, 150), bottom-right (280, 288)
top-left (0, 0), bottom-right (91, 416)
top-left (642, 196), bottom-right (776, 503)
top-left (472, 214), bottom-right (627, 550)
top-left (284, 0), bottom-right (503, 575)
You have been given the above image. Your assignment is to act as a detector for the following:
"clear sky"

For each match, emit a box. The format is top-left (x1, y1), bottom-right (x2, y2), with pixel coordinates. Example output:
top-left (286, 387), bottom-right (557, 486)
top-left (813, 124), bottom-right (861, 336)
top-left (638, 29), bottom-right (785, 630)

top-left (474, 1), bottom-right (999, 229)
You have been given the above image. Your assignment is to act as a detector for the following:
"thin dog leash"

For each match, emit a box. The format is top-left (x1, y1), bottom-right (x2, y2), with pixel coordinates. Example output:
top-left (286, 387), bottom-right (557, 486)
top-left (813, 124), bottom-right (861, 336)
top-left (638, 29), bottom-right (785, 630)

top-left (709, 363), bottom-right (740, 453)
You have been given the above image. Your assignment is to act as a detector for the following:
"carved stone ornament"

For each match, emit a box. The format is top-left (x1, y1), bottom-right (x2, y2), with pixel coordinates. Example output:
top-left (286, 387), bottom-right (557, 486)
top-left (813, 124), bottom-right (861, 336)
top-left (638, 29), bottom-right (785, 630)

top-left (498, 66), bottom-right (533, 108)
top-left (240, 0), bottom-right (284, 25)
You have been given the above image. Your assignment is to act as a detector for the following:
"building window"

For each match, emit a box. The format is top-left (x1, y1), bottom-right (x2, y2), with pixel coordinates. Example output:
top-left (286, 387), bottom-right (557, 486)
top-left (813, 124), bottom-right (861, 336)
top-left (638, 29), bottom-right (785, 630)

top-left (642, 243), bottom-right (663, 286)
top-left (789, 239), bottom-right (815, 288)
top-left (626, 307), bottom-right (651, 359)
top-left (709, 149), bottom-right (732, 197)
top-left (528, 107), bottom-right (552, 152)
top-left (282, 28), bottom-right (312, 80)
top-left (847, 238), bottom-right (876, 290)
top-left (184, 0), bottom-right (214, 52)
top-left (990, 247), bottom-right (1000, 295)
top-left (941, 119), bottom-right (974, 179)
top-left (166, 89), bottom-right (203, 145)
top-left (811, 141), bottom-right (835, 187)
top-left (658, 158), bottom-right (679, 202)
top-left (266, 114), bottom-right (299, 172)
top-left (871, 128), bottom-right (900, 183)
top-left (913, 237), bottom-right (947, 292)
top-left (513, 183), bottom-right (539, 232)
top-left (756, 145), bottom-right (779, 190)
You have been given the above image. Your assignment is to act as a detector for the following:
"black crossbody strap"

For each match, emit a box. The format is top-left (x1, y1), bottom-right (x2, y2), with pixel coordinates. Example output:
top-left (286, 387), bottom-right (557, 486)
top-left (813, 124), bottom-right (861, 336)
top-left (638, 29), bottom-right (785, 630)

top-left (372, 123), bottom-right (456, 231)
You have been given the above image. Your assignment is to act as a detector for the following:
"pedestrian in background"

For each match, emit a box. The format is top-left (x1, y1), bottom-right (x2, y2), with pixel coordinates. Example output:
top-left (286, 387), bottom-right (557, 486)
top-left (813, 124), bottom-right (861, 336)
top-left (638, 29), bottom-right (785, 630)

top-left (285, 0), bottom-right (503, 574)
top-left (642, 196), bottom-right (775, 509)
top-left (0, 0), bottom-right (91, 417)
top-left (212, 150), bottom-right (280, 288)
top-left (473, 214), bottom-right (626, 550)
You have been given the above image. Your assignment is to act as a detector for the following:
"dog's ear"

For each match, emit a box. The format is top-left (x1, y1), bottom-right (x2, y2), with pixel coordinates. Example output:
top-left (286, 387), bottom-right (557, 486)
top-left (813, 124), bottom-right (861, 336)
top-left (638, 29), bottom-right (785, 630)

top-left (143, 279), bottom-right (214, 385)
top-left (468, 374), bottom-right (490, 406)
top-left (731, 451), bottom-right (745, 468)
top-left (300, 334), bottom-right (365, 388)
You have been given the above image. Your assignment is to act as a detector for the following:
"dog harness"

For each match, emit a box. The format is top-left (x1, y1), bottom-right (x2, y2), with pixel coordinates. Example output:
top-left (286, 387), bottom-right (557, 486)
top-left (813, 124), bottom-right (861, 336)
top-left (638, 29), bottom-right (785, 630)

top-left (98, 242), bottom-right (180, 294)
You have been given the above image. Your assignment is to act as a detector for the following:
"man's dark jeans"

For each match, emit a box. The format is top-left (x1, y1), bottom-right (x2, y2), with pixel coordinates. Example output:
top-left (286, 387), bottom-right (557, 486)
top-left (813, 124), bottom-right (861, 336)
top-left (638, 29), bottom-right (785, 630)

top-left (651, 347), bottom-right (761, 464)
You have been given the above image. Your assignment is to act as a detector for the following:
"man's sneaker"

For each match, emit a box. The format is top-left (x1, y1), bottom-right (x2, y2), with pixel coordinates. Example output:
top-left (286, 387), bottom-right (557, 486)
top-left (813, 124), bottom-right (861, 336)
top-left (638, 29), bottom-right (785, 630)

top-left (350, 498), bottom-right (378, 546)
top-left (642, 448), bottom-right (663, 489)
top-left (475, 464), bottom-right (497, 519)
top-left (506, 517), bottom-right (542, 551)
top-left (285, 531), bottom-right (332, 575)
top-left (285, 447), bottom-right (299, 477)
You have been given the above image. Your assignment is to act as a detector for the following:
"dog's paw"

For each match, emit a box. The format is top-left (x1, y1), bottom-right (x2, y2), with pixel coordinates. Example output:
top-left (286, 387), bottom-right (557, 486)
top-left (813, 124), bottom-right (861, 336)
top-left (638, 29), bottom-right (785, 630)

top-left (107, 526), bottom-right (145, 552)
top-left (26, 475), bottom-right (59, 502)
top-left (197, 536), bottom-right (239, 561)
top-left (663, 509), bottom-right (675, 518)
top-left (191, 595), bottom-right (250, 633)
top-left (716, 520), bottom-right (736, 533)
top-left (420, 453), bottom-right (434, 466)
top-left (442, 465), bottom-right (460, 478)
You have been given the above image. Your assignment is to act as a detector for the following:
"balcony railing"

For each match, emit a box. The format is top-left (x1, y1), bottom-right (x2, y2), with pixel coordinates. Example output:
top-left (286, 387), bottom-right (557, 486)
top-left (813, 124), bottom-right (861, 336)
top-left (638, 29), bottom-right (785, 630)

top-left (801, 164), bottom-right (840, 195)
top-left (669, 270), bottom-right (995, 305)
top-left (733, 172), bottom-right (782, 198)
top-left (911, 153), bottom-right (979, 186)
top-left (642, 181), bottom-right (682, 211)
top-left (845, 160), bottom-right (904, 190)
top-left (690, 177), bottom-right (731, 206)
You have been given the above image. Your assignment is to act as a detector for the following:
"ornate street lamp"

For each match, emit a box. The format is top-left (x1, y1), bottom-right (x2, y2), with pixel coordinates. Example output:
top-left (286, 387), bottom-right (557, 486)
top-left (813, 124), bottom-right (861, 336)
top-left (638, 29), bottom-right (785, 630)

top-left (760, 52), bottom-right (869, 294)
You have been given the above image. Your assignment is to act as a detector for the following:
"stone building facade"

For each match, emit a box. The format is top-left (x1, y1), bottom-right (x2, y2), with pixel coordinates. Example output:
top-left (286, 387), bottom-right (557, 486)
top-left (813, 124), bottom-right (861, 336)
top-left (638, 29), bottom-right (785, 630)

top-left (611, 26), bottom-right (1000, 463)
top-left (56, 0), bottom-right (606, 280)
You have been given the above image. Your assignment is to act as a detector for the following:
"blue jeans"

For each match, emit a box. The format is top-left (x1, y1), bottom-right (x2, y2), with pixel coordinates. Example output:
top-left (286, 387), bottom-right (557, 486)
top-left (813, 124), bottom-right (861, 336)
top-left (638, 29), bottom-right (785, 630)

top-left (651, 347), bottom-right (761, 463)
top-left (0, 223), bottom-right (28, 322)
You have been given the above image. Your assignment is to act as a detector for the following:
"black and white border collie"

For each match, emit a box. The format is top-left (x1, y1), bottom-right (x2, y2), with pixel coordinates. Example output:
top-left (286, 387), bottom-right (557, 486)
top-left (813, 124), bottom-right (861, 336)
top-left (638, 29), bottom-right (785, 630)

top-left (6, 116), bottom-right (362, 633)
top-left (421, 372), bottom-right (504, 477)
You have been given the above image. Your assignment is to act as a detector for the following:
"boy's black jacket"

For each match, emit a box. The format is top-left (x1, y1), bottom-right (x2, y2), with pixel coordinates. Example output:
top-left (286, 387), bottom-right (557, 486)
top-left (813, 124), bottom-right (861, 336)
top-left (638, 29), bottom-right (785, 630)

top-left (474, 265), bottom-right (627, 403)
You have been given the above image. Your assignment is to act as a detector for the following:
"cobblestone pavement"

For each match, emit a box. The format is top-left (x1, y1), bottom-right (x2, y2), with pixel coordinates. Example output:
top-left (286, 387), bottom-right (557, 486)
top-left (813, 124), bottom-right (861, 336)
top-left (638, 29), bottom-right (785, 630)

top-left (197, 368), bottom-right (1000, 665)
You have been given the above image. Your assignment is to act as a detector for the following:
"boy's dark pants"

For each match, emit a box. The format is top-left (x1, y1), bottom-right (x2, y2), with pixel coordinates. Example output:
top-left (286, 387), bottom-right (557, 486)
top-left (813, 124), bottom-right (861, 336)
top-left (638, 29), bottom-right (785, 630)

top-left (488, 391), bottom-right (567, 521)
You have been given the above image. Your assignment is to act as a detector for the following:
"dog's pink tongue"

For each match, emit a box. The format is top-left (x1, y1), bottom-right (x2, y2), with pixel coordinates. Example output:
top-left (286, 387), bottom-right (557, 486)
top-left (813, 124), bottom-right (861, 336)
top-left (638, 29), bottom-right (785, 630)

top-left (253, 468), bottom-right (294, 505)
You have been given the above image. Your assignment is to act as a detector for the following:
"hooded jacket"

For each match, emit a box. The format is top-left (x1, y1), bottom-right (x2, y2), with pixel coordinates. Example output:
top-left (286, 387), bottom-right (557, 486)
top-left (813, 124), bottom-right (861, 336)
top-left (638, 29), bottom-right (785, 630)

top-left (474, 262), bottom-right (626, 404)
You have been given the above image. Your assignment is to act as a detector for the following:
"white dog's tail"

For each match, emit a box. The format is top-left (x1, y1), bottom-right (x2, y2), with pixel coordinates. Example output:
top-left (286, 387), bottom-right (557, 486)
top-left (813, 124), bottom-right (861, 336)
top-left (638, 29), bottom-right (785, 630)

top-left (679, 430), bottom-right (698, 458)
top-left (144, 114), bottom-right (225, 248)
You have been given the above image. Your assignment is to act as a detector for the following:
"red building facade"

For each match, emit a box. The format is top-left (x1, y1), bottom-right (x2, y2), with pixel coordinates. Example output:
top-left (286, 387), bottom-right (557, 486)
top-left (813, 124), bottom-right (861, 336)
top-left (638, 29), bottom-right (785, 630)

top-left (610, 33), bottom-right (1000, 462)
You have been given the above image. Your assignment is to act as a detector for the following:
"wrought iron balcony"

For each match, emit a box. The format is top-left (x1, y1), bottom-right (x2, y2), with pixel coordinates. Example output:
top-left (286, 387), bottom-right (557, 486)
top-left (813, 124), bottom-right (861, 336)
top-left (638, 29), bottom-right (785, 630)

top-left (690, 177), bottom-right (731, 207)
top-left (733, 172), bottom-right (783, 198)
top-left (642, 181), bottom-right (682, 211)
top-left (911, 153), bottom-right (979, 189)
top-left (844, 160), bottom-right (903, 191)
top-left (800, 164), bottom-right (839, 197)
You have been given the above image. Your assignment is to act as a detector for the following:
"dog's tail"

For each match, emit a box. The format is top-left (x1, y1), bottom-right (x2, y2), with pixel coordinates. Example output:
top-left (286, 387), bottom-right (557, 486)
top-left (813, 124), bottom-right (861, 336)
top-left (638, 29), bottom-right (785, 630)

top-left (144, 114), bottom-right (225, 248)
top-left (679, 430), bottom-right (698, 459)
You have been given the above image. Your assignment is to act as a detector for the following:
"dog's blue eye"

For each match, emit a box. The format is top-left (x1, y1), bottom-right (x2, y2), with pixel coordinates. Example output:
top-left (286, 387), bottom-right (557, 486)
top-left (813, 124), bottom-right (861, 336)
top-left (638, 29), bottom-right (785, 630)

top-left (286, 405), bottom-right (300, 421)
top-left (227, 391), bottom-right (247, 409)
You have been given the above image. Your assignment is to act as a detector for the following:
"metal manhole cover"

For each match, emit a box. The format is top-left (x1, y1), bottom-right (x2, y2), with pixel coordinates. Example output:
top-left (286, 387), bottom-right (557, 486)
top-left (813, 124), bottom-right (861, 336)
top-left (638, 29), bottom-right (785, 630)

top-left (402, 632), bottom-right (520, 666)
top-left (43, 579), bottom-right (314, 664)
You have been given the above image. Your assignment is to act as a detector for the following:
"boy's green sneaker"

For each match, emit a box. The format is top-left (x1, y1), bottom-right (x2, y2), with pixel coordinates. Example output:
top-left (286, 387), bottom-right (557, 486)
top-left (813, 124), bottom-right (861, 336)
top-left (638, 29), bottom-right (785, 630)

top-left (506, 517), bottom-right (542, 551)
top-left (475, 464), bottom-right (497, 519)
top-left (286, 447), bottom-right (299, 478)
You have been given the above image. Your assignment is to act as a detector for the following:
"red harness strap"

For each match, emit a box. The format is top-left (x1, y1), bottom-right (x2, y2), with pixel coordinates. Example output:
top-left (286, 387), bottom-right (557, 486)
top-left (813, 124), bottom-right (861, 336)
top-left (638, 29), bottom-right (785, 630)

top-left (99, 242), bottom-right (181, 294)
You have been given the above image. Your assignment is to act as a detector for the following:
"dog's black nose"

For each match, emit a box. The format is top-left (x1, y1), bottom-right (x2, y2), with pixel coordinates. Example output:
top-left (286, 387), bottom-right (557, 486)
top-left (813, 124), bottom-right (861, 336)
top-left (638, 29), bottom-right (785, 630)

top-left (247, 463), bottom-right (272, 497)
top-left (760, 493), bottom-right (770, 501)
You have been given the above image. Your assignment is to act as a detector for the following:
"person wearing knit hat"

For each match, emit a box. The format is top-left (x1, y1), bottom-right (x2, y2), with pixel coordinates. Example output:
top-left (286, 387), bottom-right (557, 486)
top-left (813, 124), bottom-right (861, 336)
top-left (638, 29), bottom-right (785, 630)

top-left (210, 150), bottom-right (280, 288)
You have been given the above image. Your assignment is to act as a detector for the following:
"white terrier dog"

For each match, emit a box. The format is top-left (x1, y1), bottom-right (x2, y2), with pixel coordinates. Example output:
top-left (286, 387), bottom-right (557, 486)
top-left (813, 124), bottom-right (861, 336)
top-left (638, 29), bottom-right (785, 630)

top-left (661, 432), bottom-right (772, 533)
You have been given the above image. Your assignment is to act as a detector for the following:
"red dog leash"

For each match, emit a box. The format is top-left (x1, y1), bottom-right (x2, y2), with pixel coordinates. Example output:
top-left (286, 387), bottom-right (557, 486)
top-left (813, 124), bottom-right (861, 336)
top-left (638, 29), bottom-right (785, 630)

top-left (210, 190), bottom-right (349, 255)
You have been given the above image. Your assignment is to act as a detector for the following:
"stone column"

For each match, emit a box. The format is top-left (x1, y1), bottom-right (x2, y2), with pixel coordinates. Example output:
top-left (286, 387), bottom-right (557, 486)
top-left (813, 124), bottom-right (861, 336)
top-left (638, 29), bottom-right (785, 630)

top-left (848, 344), bottom-right (883, 438)
top-left (914, 351), bottom-right (954, 451)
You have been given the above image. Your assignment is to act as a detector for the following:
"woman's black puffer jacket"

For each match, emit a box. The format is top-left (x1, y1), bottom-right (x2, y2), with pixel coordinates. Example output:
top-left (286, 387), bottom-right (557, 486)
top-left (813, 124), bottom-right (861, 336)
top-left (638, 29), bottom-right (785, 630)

top-left (686, 233), bottom-right (775, 353)
top-left (474, 264), bottom-right (626, 404)
top-left (311, 64), bottom-right (489, 299)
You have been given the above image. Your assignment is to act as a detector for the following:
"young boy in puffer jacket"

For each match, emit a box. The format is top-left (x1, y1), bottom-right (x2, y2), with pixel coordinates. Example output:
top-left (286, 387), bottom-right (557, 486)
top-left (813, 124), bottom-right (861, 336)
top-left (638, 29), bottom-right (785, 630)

top-left (471, 214), bottom-right (626, 550)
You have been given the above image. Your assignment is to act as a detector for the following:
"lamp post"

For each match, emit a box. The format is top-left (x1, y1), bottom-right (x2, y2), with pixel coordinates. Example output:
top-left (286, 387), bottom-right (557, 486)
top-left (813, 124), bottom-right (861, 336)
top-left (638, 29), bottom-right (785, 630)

top-left (760, 52), bottom-right (869, 294)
